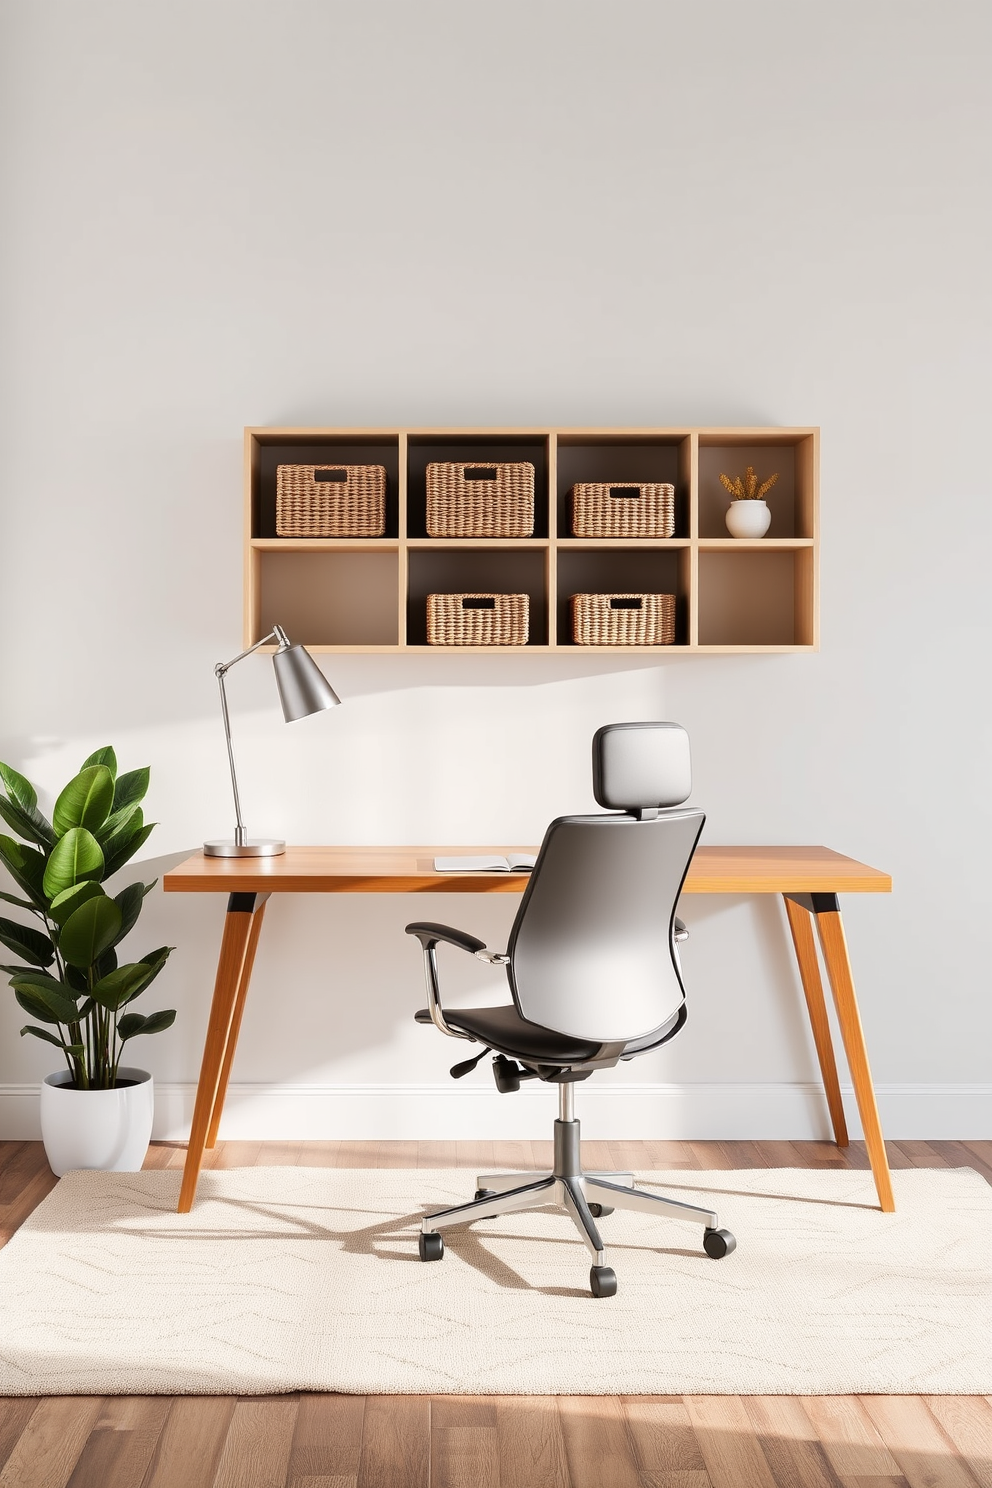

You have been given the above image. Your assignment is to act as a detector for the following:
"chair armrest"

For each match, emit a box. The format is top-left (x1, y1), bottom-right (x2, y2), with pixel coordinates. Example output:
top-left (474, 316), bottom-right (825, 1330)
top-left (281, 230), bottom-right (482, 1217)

top-left (405, 921), bottom-right (486, 955)
top-left (405, 921), bottom-right (486, 1042)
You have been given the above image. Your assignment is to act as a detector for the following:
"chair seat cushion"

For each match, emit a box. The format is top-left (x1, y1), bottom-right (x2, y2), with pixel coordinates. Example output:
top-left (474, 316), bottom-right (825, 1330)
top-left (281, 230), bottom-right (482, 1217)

top-left (414, 1002), bottom-right (681, 1066)
top-left (446, 1004), bottom-right (603, 1062)
top-left (414, 1004), bottom-right (601, 1061)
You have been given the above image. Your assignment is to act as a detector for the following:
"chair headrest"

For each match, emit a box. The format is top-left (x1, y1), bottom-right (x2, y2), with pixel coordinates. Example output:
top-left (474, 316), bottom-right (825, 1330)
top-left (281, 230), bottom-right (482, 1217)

top-left (592, 722), bottom-right (692, 812)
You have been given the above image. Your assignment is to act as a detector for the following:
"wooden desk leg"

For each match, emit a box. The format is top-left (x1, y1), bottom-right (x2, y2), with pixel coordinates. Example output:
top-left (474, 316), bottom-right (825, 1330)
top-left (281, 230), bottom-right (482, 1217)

top-left (804, 893), bottom-right (895, 1213)
top-left (205, 898), bottom-right (268, 1150)
top-left (178, 892), bottom-right (270, 1213)
top-left (783, 895), bottom-right (849, 1147)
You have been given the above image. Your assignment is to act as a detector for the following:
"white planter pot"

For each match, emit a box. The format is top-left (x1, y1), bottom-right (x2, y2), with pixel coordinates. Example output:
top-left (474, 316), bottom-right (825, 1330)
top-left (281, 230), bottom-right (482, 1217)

top-left (725, 499), bottom-right (772, 538)
top-left (40, 1067), bottom-right (153, 1176)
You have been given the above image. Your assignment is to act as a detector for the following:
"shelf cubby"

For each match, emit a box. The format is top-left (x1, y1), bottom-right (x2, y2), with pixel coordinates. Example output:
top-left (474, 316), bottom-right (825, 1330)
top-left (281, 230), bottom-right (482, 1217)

top-left (243, 427), bottom-right (819, 653)
top-left (405, 433), bottom-right (550, 540)
top-left (406, 546), bottom-right (549, 647)
top-left (555, 433), bottom-right (691, 540)
top-left (697, 432), bottom-right (815, 540)
top-left (556, 546), bottom-right (691, 648)
top-left (697, 548), bottom-right (814, 649)
top-left (254, 548), bottom-right (400, 649)
top-left (250, 433), bottom-right (401, 540)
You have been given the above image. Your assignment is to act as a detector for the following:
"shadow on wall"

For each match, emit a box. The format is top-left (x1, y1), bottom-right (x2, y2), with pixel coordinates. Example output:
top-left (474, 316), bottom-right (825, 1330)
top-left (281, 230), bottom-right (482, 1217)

top-left (0, 664), bottom-right (680, 855)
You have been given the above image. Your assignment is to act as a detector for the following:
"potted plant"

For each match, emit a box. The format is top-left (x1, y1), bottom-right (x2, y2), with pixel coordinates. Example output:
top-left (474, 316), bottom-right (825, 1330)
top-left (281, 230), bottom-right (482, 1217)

top-left (720, 465), bottom-right (778, 538)
top-left (0, 748), bottom-right (175, 1174)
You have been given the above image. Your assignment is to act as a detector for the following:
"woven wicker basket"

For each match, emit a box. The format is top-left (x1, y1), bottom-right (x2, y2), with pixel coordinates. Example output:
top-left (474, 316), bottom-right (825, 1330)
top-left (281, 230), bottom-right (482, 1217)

top-left (571, 593), bottom-right (676, 646)
top-left (276, 464), bottom-right (386, 537)
top-left (426, 462), bottom-right (535, 537)
top-left (569, 482), bottom-right (675, 538)
top-left (427, 593), bottom-right (529, 646)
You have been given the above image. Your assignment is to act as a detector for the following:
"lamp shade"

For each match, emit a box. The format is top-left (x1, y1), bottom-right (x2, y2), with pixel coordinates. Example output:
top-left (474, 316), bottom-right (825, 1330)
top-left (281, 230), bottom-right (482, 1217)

top-left (272, 643), bottom-right (341, 722)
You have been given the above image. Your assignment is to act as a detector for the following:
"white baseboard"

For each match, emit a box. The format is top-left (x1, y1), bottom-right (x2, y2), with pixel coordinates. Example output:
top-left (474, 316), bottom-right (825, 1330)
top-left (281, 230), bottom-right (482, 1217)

top-left (1, 1081), bottom-right (991, 1142)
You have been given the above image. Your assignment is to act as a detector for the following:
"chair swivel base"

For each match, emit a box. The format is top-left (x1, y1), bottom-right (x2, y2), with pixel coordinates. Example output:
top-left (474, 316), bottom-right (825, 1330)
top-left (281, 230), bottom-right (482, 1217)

top-left (418, 1110), bottom-right (736, 1298)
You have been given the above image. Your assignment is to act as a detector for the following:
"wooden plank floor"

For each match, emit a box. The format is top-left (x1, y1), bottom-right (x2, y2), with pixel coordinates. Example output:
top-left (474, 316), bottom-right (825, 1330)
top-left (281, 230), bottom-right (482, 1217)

top-left (1, 1138), bottom-right (991, 1488)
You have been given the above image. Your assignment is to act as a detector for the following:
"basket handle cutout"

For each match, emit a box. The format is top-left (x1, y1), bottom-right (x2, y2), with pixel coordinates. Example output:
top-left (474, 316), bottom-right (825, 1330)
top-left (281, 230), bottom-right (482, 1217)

top-left (314, 468), bottom-right (347, 482)
top-left (609, 485), bottom-right (640, 499)
top-left (463, 467), bottom-right (498, 481)
top-left (610, 597), bottom-right (642, 609)
top-left (462, 597), bottom-right (496, 609)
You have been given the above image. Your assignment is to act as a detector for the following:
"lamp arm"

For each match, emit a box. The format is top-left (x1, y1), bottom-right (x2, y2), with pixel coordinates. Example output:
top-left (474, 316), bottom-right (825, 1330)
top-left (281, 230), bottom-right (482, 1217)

top-left (213, 625), bottom-right (290, 848)
top-left (215, 624), bottom-right (289, 677)
top-left (216, 668), bottom-right (247, 847)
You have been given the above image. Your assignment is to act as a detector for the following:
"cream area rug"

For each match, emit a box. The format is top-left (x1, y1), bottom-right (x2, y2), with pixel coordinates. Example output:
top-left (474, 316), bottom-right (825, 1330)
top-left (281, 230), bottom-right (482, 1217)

top-left (0, 1166), bottom-right (989, 1396)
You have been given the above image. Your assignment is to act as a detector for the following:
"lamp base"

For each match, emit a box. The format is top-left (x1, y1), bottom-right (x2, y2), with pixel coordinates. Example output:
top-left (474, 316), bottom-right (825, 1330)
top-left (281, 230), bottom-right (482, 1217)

top-left (203, 839), bottom-right (286, 858)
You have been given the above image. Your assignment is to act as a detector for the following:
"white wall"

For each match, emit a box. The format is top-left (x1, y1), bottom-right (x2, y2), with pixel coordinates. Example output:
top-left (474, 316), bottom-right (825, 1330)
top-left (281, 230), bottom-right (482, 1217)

top-left (2, 0), bottom-right (990, 1140)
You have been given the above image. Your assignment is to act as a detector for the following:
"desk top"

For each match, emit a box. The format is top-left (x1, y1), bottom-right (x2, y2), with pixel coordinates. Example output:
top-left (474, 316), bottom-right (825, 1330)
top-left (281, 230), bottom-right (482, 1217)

top-left (162, 845), bottom-right (891, 895)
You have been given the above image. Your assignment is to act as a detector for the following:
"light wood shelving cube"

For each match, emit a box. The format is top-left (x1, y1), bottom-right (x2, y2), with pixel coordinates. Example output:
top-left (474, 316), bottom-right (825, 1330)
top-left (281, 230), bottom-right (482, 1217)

top-left (245, 426), bottom-right (819, 654)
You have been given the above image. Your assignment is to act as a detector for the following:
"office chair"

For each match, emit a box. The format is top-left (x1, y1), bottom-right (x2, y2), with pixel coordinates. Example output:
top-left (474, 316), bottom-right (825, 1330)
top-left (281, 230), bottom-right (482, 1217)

top-left (406, 720), bottom-right (736, 1298)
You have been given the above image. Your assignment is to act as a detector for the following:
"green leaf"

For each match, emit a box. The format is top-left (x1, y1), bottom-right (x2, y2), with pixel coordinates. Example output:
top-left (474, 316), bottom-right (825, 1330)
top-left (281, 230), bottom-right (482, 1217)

top-left (0, 834), bottom-right (48, 908)
top-left (49, 880), bottom-right (105, 926)
top-left (100, 807), bottom-right (142, 855)
top-left (91, 946), bottom-right (172, 1011)
top-left (102, 821), bottom-right (155, 880)
top-left (94, 947), bottom-right (118, 980)
top-left (13, 981), bottom-right (80, 1025)
top-left (0, 795), bottom-right (55, 851)
top-left (89, 963), bottom-right (149, 1011)
top-left (58, 894), bottom-right (122, 969)
top-left (118, 1008), bottom-right (175, 1040)
top-left (52, 766), bottom-right (115, 838)
top-left (0, 764), bottom-right (55, 849)
top-left (115, 1012), bottom-right (147, 1039)
top-left (21, 1025), bottom-right (85, 1055)
top-left (136, 1007), bottom-right (175, 1035)
top-left (112, 882), bottom-right (146, 944)
top-left (0, 916), bottom-right (55, 967)
top-left (111, 766), bottom-right (149, 814)
top-left (0, 795), bottom-right (36, 841)
top-left (94, 800), bottom-right (141, 846)
top-left (0, 889), bottom-right (37, 912)
top-left (122, 945), bottom-right (172, 1002)
top-left (8, 967), bottom-right (69, 993)
top-left (42, 828), bottom-right (105, 899)
top-left (81, 746), bottom-right (117, 779)
top-left (0, 761), bottom-right (38, 814)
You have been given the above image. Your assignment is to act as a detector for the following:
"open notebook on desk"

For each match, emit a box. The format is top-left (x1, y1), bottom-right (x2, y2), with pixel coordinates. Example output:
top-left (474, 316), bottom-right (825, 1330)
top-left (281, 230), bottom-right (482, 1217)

top-left (433, 853), bottom-right (537, 873)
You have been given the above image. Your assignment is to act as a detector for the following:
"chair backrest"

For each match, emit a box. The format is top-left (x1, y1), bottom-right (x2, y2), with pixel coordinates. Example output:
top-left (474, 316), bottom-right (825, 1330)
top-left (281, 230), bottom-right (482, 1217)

top-left (506, 723), bottom-right (703, 1044)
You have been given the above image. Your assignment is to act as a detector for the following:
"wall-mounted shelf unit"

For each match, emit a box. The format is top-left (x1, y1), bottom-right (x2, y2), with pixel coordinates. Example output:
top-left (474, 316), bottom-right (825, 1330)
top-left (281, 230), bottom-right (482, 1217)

top-left (244, 427), bottom-right (819, 653)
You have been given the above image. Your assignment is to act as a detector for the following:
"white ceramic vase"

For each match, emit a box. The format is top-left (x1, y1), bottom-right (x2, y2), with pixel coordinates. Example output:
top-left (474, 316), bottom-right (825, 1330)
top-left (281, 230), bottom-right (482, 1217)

top-left (725, 499), bottom-right (771, 538)
top-left (40, 1066), bottom-right (154, 1176)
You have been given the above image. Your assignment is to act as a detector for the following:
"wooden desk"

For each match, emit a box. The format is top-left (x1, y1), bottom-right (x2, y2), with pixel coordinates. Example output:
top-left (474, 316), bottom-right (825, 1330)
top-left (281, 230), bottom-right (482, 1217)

top-left (163, 845), bottom-right (894, 1213)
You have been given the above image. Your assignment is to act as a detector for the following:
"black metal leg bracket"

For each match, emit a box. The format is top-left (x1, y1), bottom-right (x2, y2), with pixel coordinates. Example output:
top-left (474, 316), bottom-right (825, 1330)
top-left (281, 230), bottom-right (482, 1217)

top-left (785, 891), bottom-right (840, 916)
top-left (225, 891), bottom-right (271, 914)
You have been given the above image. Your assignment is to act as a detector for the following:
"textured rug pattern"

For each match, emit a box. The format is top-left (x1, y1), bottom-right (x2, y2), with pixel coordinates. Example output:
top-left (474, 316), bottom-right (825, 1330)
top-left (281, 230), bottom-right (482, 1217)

top-left (0, 1166), bottom-right (989, 1396)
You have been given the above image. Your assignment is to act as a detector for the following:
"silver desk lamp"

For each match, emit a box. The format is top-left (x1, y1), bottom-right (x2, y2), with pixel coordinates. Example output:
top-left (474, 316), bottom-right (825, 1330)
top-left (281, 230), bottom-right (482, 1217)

top-left (204, 623), bottom-right (340, 858)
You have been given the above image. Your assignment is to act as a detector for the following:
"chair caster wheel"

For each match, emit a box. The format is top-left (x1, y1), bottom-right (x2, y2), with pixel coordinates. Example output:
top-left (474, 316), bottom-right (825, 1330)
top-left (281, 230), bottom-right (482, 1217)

top-left (474, 1189), bottom-right (495, 1202)
top-left (588, 1204), bottom-right (614, 1218)
top-left (590, 1265), bottom-right (617, 1297)
top-left (703, 1227), bottom-right (736, 1259)
top-left (419, 1231), bottom-right (444, 1262)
